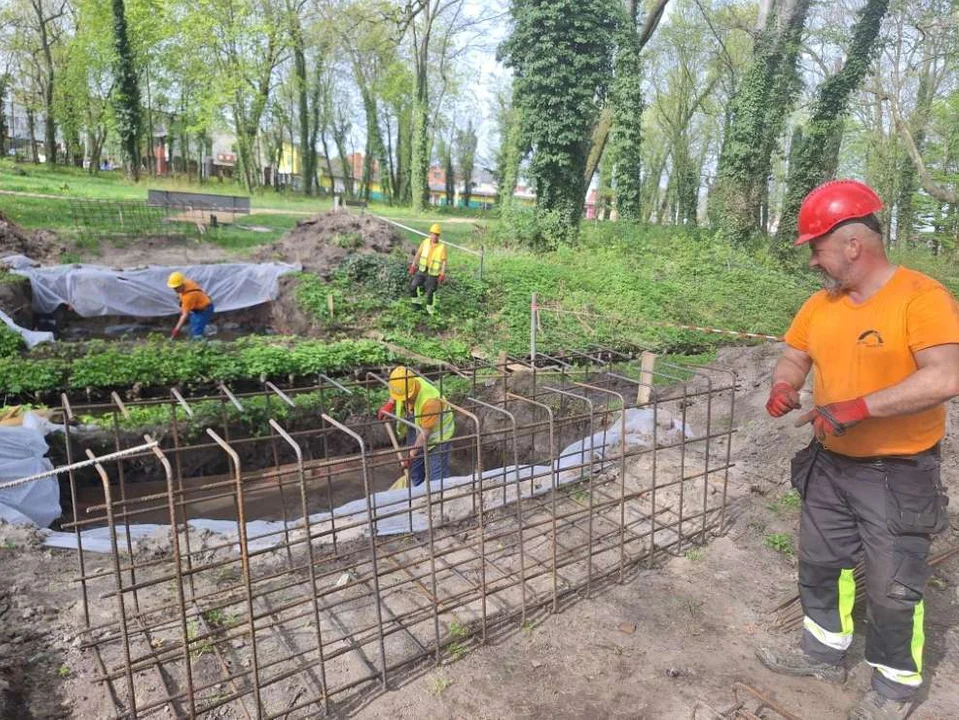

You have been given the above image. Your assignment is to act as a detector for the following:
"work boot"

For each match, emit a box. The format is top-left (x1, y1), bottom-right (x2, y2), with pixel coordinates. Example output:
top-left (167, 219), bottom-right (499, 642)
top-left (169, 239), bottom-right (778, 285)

top-left (755, 645), bottom-right (847, 683)
top-left (411, 296), bottom-right (424, 306)
top-left (425, 304), bottom-right (435, 316)
top-left (847, 690), bottom-right (910, 720)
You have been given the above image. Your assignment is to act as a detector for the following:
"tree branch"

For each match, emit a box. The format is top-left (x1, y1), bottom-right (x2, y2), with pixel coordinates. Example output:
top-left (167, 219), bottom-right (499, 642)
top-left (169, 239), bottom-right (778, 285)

top-left (884, 93), bottom-right (957, 205)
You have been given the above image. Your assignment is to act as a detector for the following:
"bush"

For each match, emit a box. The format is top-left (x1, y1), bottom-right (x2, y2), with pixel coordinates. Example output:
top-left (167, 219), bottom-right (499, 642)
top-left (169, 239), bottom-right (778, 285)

top-left (0, 326), bottom-right (26, 357)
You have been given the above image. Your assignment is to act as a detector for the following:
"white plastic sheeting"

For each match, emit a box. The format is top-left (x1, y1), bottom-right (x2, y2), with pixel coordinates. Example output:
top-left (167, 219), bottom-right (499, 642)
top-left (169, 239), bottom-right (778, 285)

top-left (0, 423), bottom-right (61, 527)
top-left (12, 262), bottom-right (301, 317)
top-left (41, 408), bottom-right (683, 554)
top-left (0, 308), bottom-right (54, 348)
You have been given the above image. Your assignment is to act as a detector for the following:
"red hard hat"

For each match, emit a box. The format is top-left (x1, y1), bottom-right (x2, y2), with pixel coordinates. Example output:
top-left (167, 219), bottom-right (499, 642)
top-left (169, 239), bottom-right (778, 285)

top-left (795, 179), bottom-right (883, 246)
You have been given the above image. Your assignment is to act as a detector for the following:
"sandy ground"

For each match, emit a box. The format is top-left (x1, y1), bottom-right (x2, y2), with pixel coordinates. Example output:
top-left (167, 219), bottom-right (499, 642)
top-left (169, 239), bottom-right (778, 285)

top-left (2, 347), bottom-right (959, 720)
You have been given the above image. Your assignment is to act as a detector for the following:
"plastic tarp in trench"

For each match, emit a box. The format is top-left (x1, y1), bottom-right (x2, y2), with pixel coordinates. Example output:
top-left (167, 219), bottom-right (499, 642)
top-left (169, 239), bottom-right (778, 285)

top-left (40, 409), bottom-right (693, 554)
top-left (0, 419), bottom-right (61, 528)
top-left (12, 261), bottom-right (301, 317)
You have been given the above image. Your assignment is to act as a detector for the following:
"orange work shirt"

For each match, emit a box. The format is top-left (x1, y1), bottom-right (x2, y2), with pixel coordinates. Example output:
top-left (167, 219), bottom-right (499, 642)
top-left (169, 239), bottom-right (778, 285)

top-left (179, 279), bottom-right (212, 313)
top-left (784, 266), bottom-right (959, 457)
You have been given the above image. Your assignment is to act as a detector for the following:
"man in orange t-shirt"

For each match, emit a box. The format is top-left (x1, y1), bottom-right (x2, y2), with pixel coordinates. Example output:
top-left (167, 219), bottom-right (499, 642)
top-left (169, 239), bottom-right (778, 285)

top-left (167, 271), bottom-right (215, 340)
top-left (756, 180), bottom-right (959, 720)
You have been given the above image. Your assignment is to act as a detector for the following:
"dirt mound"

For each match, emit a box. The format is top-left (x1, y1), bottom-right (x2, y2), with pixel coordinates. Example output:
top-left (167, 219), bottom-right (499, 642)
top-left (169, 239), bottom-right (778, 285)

top-left (0, 212), bottom-right (57, 263)
top-left (253, 210), bottom-right (404, 276)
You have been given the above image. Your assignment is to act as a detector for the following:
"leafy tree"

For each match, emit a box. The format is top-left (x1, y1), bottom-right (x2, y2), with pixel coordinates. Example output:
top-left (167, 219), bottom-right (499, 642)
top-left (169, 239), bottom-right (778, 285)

top-left (501, 0), bottom-right (620, 245)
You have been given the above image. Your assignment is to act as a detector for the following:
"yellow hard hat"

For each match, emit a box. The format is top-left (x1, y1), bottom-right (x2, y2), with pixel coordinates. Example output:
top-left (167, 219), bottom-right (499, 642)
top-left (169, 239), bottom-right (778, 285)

top-left (166, 271), bottom-right (186, 289)
top-left (429, 223), bottom-right (441, 236)
top-left (388, 366), bottom-right (420, 402)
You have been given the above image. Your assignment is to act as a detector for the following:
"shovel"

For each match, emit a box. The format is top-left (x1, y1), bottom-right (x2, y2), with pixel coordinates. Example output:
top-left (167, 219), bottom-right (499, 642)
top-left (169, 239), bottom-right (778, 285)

top-left (384, 422), bottom-right (411, 490)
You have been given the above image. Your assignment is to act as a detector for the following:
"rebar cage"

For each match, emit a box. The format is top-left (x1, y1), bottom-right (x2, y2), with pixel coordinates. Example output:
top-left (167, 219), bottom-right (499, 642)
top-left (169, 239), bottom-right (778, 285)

top-left (58, 350), bottom-right (736, 718)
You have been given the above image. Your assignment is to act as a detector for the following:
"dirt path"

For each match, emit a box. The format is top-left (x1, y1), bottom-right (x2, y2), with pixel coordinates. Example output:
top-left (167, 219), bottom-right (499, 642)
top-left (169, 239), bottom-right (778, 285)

top-left (4, 344), bottom-right (959, 719)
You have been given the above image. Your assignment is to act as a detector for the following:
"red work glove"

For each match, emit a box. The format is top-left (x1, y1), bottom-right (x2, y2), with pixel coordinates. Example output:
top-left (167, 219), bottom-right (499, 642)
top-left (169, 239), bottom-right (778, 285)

top-left (766, 382), bottom-right (800, 417)
top-left (170, 327), bottom-right (180, 340)
top-left (438, 273), bottom-right (446, 284)
top-left (400, 457), bottom-right (411, 470)
top-left (797, 398), bottom-right (870, 440)
top-left (377, 399), bottom-right (396, 422)
top-left (408, 265), bottom-right (416, 276)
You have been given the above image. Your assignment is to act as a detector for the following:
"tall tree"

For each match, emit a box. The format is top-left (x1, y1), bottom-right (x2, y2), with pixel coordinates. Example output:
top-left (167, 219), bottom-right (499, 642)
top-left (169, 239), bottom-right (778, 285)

top-left (111, 0), bottom-right (142, 179)
top-left (400, 0), bottom-right (469, 212)
top-left (609, 0), bottom-right (643, 220)
top-left (455, 118), bottom-right (477, 208)
top-left (776, 0), bottom-right (890, 245)
top-left (501, 0), bottom-right (620, 245)
top-left (710, 0), bottom-right (812, 244)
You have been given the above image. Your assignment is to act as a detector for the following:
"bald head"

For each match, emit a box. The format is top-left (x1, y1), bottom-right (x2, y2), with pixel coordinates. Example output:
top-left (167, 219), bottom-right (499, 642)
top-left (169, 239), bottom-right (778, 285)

top-left (808, 213), bottom-right (892, 297)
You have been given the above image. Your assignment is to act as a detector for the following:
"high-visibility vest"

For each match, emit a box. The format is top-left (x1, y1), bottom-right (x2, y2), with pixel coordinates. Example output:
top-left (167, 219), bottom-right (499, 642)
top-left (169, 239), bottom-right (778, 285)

top-left (397, 377), bottom-right (455, 447)
top-left (416, 239), bottom-right (447, 276)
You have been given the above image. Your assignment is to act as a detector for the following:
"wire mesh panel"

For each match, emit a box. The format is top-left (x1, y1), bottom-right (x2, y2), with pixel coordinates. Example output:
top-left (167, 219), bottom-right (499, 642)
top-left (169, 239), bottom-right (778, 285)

top-left (69, 200), bottom-right (202, 242)
top-left (60, 354), bottom-right (735, 718)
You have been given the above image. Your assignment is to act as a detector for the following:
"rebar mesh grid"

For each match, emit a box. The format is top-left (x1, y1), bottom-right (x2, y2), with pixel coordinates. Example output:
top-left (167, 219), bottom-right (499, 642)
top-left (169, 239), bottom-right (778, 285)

top-left (60, 352), bottom-right (736, 718)
top-left (68, 199), bottom-right (215, 241)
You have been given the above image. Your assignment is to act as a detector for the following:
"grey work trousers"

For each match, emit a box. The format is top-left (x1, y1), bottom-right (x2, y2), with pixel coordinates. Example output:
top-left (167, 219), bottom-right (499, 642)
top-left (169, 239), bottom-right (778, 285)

top-left (790, 440), bottom-right (949, 701)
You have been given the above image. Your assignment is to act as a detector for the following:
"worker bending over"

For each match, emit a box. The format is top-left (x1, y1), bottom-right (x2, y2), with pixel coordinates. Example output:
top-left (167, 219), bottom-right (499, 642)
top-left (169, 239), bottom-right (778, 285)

top-left (758, 179), bottom-right (959, 720)
top-left (409, 223), bottom-right (447, 316)
top-left (378, 366), bottom-right (455, 486)
top-left (167, 271), bottom-right (215, 340)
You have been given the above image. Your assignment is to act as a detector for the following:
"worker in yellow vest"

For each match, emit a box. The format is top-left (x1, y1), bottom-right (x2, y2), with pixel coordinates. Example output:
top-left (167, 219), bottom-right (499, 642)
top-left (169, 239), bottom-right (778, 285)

top-left (408, 223), bottom-right (448, 316)
top-left (377, 366), bottom-right (456, 487)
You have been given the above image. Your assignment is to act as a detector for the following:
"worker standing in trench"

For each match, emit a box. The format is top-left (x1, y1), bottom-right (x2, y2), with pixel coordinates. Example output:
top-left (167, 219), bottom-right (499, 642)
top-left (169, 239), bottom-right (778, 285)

top-left (409, 223), bottom-right (448, 316)
top-left (757, 179), bottom-right (959, 720)
top-left (167, 271), bottom-right (215, 340)
top-left (377, 366), bottom-right (456, 487)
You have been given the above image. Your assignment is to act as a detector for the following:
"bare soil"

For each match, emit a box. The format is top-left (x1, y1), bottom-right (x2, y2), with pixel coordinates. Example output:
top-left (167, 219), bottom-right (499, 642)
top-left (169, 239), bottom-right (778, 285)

top-left (0, 211), bottom-right (64, 264)
top-left (86, 235), bottom-right (232, 268)
top-left (252, 210), bottom-right (404, 277)
top-left (3, 345), bottom-right (959, 719)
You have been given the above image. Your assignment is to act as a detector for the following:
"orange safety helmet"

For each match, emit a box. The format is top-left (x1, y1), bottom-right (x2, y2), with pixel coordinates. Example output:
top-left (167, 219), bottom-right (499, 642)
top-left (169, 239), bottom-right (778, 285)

top-left (795, 179), bottom-right (883, 246)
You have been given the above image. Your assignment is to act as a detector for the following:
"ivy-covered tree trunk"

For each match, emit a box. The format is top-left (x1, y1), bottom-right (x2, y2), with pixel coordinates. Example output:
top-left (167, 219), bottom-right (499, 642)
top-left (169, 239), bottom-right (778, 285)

top-left (501, 0), bottom-right (620, 246)
top-left (495, 85), bottom-right (524, 213)
top-left (291, 15), bottom-right (314, 195)
top-left (710, 0), bottom-right (811, 244)
top-left (111, 0), bottom-right (142, 180)
top-left (455, 119), bottom-right (478, 209)
top-left (776, 0), bottom-right (890, 246)
top-left (410, 96), bottom-right (429, 211)
top-left (895, 67), bottom-right (933, 246)
top-left (610, 0), bottom-right (643, 221)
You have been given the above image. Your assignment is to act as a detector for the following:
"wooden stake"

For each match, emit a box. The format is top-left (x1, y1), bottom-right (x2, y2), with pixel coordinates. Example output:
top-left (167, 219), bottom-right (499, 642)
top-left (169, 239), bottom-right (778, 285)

top-left (636, 351), bottom-right (656, 405)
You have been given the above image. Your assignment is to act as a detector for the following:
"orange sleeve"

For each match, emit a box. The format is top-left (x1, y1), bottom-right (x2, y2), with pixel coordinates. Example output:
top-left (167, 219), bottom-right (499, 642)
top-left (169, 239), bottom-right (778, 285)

top-left (783, 295), bottom-right (819, 352)
top-left (418, 399), bottom-right (444, 431)
top-left (906, 286), bottom-right (959, 353)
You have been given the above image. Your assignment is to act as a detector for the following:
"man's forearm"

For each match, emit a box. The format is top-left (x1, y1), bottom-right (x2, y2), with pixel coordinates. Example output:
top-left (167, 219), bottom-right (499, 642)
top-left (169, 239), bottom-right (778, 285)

top-left (771, 354), bottom-right (810, 390)
top-left (866, 366), bottom-right (959, 418)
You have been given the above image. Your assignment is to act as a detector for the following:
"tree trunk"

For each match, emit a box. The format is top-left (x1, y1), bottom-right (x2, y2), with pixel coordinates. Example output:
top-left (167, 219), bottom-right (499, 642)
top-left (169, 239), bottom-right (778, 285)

top-left (291, 15), bottom-right (313, 195)
top-left (776, 0), bottom-right (890, 246)
top-left (27, 107), bottom-right (39, 163)
top-left (710, 0), bottom-right (812, 244)
top-left (112, 0), bottom-right (142, 180)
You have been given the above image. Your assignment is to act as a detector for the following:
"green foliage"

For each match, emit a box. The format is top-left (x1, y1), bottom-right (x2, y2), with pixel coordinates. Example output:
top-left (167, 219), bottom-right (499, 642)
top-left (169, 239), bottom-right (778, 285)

top-left (764, 532), bottom-right (795, 559)
top-left (0, 337), bottom-right (393, 397)
top-left (0, 327), bottom-right (26, 357)
top-left (500, 0), bottom-right (621, 239)
top-left (769, 489), bottom-right (801, 515)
